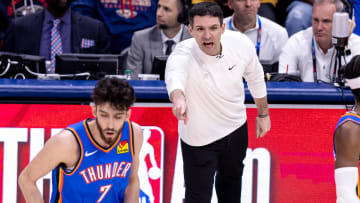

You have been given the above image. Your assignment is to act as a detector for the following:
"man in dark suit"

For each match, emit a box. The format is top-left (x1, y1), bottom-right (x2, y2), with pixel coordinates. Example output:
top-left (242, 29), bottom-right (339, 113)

top-left (3, 0), bottom-right (110, 73)
top-left (126, 0), bottom-right (192, 79)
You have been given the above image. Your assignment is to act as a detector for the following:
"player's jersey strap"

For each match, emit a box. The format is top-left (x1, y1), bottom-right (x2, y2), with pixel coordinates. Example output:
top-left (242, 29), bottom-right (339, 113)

top-left (335, 112), bottom-right (360, 130)
top-left (51, 167), bottom-right (65, 203)
top-left (129, 121), bottom-right (135, 155)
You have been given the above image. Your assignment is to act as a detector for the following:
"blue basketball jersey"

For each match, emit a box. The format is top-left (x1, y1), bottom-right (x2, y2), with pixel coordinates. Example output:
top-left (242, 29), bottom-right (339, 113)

top-left (50, 119), bottom-right (134, 203)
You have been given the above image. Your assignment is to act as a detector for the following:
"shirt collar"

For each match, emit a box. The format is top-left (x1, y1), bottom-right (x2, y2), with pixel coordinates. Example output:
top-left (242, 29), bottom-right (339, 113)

top-left (313, 37), bottom-right (335, 56)
top-left (160, 24), bottom-right (184, 44)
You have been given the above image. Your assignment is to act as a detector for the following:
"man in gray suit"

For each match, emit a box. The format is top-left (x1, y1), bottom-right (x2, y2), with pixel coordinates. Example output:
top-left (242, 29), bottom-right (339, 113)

top-left (126, 0), bottom-right (192, 79)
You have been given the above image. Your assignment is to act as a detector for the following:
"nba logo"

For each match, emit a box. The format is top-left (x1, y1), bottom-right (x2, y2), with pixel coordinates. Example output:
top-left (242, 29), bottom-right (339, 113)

top-left (138, 127), bottom-right (164, 203)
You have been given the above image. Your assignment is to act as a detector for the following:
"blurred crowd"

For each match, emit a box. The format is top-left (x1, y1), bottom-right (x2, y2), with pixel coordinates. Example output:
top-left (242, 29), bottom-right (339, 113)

top-left (0, 0), bottom-right (359, 82)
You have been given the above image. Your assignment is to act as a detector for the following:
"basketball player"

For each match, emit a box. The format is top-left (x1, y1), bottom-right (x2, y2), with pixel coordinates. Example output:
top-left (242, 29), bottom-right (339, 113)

top-left (18, 77), bottom-right (143, 203)
top-left (334, 55), bottom-right (360, 203)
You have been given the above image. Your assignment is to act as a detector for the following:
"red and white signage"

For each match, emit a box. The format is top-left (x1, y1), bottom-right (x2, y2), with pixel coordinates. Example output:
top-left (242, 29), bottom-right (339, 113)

top-left (0, 104), bottom-right (347, 203)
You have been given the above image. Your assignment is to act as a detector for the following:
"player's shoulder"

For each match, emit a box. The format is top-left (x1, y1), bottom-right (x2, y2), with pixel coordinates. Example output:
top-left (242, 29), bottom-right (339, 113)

top-left (336, 120), bottom-right (360, 140)
top-left (130, 121), bottom-right (141, 131)
top-left (130, 122), bottom-right (143, 139)
top-left (43, 129), bottom-right (80, 159)
top-left (52, 129), bottom-right (80, 146)
top-left (130, 121), bottom-right (143, 152)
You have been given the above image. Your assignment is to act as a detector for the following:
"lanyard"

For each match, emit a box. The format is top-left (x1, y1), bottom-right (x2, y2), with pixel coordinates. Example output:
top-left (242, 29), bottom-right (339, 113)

top-left (312, 38), bottom-right (337, 83)
top-left (229, 16), bottom-right (262, 56)
top-left (311, 38), bottom-right (317, 82)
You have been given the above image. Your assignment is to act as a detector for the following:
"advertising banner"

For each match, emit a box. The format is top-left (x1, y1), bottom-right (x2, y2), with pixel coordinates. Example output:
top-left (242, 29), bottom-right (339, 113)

top-left (0, 104), bottom-right (347, 203)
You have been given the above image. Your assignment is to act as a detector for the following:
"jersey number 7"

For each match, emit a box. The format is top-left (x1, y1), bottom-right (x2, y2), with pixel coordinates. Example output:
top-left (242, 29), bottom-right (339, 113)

top-left (97, 184), bottom-right (113, 202)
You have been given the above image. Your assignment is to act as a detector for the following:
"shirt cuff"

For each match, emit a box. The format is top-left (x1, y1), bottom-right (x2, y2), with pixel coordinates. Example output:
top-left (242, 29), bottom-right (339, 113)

top-left (248, 80), bottom-right (267, 98)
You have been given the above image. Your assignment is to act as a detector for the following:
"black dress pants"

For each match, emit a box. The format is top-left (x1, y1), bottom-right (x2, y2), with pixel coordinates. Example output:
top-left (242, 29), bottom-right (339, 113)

top-left (181, 122), bottom-right (248, 203)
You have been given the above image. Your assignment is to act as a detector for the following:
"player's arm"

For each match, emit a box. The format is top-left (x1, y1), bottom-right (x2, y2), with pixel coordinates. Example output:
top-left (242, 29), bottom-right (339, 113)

top-left (18, 130), bottom-right (79, 203)
top-left (254, 97), bottom-right (271, 138)
top-left (334, 122), bottom-right (360, 203)
top-left (334, 122), bottom-right (360, 168)
top-left (124, 122), bottom-right (143, 203)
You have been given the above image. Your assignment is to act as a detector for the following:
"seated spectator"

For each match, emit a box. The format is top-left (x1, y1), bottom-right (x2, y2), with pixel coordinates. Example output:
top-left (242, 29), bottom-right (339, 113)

top-left (71, 0), bottom-right (158, 53)
top-left (224, 0), bottom-right (288, 73)
top-left (259, 0), bottom-right (277, 21)
top-left (276, 0), bottom-right (313, 36)
top-left (6, 0), bottom-right (45, 18)
top-left (3, 0), bottom-right (110, 73)
top-left (126, 0), bottom-right (192, 79)
top-left (278, 0), bottom-right (360, 82)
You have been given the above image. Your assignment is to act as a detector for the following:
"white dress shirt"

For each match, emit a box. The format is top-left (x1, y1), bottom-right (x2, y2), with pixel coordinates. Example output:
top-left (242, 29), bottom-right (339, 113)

top-left (165, 30), bottom-right (267, 146)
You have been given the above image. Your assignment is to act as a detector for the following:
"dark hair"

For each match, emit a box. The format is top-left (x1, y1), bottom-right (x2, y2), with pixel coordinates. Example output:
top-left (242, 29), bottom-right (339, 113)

top-left (177, 0), bottom-right (189, 24)
top-left (344, 55), bottom-right (360, 101)
top-left (92, 77), bottom-right (135, 111)
top-left (188, 2), bottom-right (223, 27)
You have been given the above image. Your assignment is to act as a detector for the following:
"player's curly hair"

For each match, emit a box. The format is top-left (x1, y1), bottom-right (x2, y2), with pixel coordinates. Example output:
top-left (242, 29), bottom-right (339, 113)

top-left (92, 77), bottom-right (135, 111)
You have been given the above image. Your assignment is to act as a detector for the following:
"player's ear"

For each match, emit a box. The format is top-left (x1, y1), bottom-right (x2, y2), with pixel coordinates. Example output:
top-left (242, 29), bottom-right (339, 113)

top-left (92, 105), bottom-right (97, 118)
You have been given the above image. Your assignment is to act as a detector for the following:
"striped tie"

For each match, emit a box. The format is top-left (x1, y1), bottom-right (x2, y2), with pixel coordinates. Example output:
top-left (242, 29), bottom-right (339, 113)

top-left (50, 19), bottom-right (63, 73)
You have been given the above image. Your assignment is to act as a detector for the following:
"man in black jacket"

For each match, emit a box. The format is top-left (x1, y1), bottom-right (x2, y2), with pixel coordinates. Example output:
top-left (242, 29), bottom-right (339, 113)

top-left (3, 0), bottom-right (110, 72)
